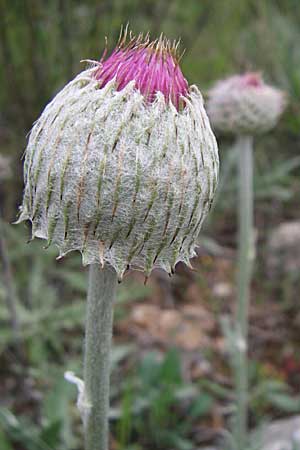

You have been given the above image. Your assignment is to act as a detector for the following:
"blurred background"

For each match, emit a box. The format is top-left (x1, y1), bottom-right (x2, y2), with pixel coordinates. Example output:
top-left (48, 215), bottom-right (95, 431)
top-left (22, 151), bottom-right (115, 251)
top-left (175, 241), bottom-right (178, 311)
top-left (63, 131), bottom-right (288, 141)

top-left (1, 1), bottom-right (300, 449)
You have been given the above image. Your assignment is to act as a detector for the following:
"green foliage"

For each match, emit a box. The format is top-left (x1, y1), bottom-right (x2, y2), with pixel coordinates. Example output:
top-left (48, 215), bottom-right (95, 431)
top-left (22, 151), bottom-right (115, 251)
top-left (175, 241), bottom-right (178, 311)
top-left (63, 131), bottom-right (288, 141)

top-left (210, 144), bottom-right (300, 218)
top-left (1, 1), bottom-right (300, 449)
top-left (0, 222), bottom-right (149, 449)
top-left (114, 349), bottom-right (214, 450)
top-left (251, 374), bottom-right (300, 416)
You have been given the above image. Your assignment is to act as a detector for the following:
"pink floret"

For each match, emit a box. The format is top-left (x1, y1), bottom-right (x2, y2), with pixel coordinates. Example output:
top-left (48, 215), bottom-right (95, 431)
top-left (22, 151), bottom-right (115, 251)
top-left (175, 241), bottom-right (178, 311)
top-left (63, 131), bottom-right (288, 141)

top-left (239, 72), bottom-right (263, 88)
top-left (94, 44), bottom-right (189, 110)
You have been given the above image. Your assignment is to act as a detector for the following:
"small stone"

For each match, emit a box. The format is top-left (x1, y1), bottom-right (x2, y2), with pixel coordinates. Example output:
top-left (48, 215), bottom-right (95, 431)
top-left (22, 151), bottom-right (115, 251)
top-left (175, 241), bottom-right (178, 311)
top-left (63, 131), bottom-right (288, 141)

top-left (212, 282), bottom-right (232, 299)
top-left (259, 415), bottom-right (300, 450)
top-left (266, 221), bottom-right (300, 279)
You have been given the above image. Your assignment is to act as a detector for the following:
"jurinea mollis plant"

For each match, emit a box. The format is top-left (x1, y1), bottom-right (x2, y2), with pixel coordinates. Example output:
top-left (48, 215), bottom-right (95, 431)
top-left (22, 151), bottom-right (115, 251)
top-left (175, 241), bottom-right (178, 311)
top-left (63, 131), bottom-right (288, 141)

top-left (17, 31), bottom-right (219, 281)
top-left (207, 72), bottom-right (286, 135)
top-left (207, 71), bottom-right (286, 450)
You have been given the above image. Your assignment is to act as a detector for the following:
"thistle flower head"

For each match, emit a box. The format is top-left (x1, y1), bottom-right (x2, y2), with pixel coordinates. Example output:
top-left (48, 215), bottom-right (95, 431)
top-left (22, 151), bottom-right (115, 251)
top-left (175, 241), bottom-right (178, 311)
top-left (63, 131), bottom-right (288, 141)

top-left (17, 29), bottom-right (219, 280)
top-left (207, 72), bottom-right (287, 135)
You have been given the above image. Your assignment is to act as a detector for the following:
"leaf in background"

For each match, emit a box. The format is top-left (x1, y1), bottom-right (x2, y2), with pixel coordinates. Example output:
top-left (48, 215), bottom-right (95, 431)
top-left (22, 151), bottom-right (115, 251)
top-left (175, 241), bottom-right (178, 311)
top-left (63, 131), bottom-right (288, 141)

top-left (111, 344), bottom-right (135, 370)
top-left (188, 392), bottom-right (214, 418)
top-left (42, 371), bottom-right (76, 449)
top-left (200, 379), bottom-right (233, 400)
top-left (160, 348), bottom-right (182, 385)
top-left (54, 269), bottom-right (87, 293)
top-left (267, 392), bottom-right (300, 413)
top-left (0, 426), bottom-right (14, 450)
top-left (39, 420), bottom-right (62, 449)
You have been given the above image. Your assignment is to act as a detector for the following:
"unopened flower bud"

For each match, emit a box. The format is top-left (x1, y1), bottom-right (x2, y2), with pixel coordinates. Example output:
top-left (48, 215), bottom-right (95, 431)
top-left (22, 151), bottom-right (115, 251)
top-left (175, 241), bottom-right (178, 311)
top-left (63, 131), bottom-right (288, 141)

top-left (17, 30), bottom-right (219, 280)
top-left (207, 72), bottom-right (286, 135)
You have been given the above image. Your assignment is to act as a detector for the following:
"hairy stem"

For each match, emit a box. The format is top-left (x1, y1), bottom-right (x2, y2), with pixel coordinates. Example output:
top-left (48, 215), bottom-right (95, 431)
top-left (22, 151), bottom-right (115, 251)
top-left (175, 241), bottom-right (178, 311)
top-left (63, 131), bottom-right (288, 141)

top-left (235, 135), bottom-right (254, 449)
top-left (84, 264), bottom-right (117, 450)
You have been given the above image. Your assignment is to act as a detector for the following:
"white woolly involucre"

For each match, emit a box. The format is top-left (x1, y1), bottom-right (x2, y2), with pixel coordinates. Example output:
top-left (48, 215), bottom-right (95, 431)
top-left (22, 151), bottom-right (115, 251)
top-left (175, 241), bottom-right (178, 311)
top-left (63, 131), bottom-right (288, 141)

top-left (207, 80), bottom-right (286, 135)
top-left (18, 69), bottom-right (219, 279)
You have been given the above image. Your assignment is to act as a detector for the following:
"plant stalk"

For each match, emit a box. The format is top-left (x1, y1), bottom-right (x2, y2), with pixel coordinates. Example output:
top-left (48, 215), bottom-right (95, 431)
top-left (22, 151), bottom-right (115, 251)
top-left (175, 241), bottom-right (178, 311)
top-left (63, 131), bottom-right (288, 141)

top-left (235, 135), bottom-right (254, 449)
top-left (84, 264), bottom-right (117, 450)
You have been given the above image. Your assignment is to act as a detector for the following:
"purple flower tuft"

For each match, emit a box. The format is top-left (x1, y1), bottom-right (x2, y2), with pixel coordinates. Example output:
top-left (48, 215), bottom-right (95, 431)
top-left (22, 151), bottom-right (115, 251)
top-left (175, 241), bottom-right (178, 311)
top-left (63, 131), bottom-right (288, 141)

top-left (94, 30), bottom-right (189, 110)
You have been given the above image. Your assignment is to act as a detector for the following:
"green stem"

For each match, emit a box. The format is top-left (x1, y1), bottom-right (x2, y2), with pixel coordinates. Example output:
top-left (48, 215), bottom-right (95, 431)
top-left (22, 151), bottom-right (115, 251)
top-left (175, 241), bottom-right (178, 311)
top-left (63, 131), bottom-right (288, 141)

top-left (84, 264), bottom-right (117, 450)
top-left (235, 135), bottom-right (254, 449)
